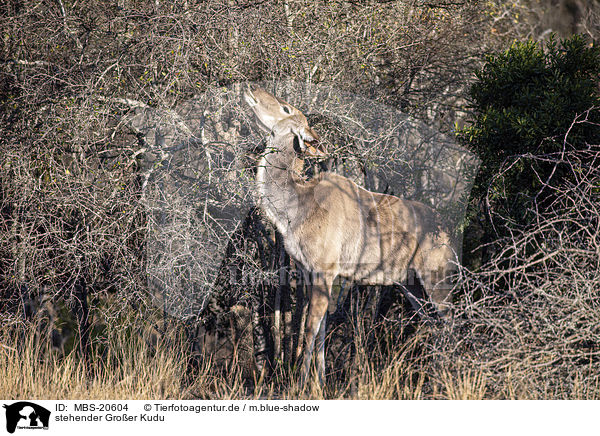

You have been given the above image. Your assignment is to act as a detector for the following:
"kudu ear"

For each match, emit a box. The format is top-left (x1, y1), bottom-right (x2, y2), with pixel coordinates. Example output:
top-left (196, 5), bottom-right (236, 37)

top-left (291, 126), bottom-right (326, 158)
top-left (305, 142), bottom-right (327, 158)
top-left (289, 126), bottom-right (311, 152)
top-left (293, 126), bottom-right (314, 143)
top-left (300, 127), bottom-right (327, 158)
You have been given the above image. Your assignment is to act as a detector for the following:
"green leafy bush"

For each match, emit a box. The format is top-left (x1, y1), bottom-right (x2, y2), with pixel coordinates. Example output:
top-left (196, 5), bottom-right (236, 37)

top-left (461, 35), bottom-right (600, 236)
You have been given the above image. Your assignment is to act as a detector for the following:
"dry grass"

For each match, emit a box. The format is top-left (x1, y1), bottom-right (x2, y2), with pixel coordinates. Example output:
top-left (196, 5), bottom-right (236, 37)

top-left (0, 321), bottom-right (191, 399)
top-left (0, 319), bottom-right (425, 400)
top-left (439, 366), bottom-right (487, 400)
top-left (3, 316), bottom-right (600, 400)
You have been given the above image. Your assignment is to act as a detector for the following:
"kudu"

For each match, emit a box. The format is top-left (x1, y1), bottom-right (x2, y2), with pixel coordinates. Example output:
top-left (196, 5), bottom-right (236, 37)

top-left (243, 87), bottom-right (455, 385)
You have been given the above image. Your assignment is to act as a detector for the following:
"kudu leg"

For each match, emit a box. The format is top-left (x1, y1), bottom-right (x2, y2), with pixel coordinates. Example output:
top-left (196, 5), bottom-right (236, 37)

top-left (315, 312), bottom-right (327, 385)
top-left (300, 276), bottom-right (332, 386)
top-left (422, 252), bottom-right (454, 318)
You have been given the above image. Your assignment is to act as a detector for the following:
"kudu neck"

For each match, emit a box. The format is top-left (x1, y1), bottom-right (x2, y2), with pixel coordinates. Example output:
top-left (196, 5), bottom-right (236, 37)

top-left (259, 136), bottom-right (304, 184)
top-left (256, 134), bottom-right (305, 236)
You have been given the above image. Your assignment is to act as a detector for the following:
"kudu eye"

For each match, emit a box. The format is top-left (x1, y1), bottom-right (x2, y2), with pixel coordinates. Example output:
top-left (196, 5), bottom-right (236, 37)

top-left (282, 106), bottom-right (291, 114)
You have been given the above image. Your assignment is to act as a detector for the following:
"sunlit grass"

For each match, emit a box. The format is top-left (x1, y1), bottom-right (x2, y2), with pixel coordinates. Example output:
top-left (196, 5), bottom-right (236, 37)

top-left (2, 318), bottom-right (598, 400)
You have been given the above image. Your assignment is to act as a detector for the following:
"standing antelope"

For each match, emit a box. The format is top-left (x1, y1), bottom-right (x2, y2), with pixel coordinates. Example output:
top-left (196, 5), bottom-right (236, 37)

top-left (244, 87), bottom-right (455, 385)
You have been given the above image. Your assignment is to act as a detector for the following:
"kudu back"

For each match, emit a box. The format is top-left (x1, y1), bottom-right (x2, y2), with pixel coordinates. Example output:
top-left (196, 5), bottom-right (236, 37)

top-left (244, 87), bottom-right (455, 385)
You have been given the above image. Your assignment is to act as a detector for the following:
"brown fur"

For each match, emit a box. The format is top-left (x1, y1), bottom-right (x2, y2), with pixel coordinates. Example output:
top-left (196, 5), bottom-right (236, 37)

top-left (244, 88), bottom-right (455, 385)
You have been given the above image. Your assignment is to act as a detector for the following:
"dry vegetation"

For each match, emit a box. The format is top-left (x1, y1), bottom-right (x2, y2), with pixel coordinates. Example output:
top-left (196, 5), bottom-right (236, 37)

top-left (0, 316), bottom-right (487, 400)
top-left (2, 0), bottom-right (600, 400)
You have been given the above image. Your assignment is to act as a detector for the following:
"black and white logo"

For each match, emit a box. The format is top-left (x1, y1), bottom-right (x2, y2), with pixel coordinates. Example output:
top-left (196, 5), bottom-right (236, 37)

top-left (3, 402), bottom-right (50, 433)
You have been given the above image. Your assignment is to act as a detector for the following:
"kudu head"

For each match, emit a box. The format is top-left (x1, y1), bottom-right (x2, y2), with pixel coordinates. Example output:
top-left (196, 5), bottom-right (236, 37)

top-left (243, 87), bottom-right (326, 158)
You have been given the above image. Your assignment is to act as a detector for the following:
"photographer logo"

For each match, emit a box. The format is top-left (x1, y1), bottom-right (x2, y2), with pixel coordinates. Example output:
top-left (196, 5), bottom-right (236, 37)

top-left (3, 402), bottom-right (50, 433)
